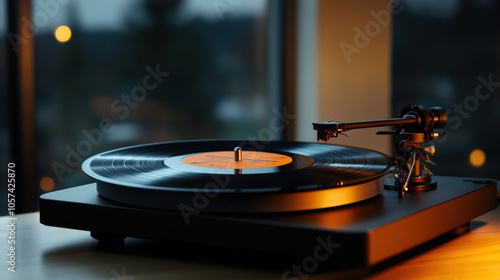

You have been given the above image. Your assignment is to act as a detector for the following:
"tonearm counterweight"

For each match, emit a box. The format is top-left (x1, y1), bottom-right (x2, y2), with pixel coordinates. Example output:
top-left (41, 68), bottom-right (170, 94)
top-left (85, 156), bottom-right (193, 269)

top-left (313, 105), bottom-right (448, 192)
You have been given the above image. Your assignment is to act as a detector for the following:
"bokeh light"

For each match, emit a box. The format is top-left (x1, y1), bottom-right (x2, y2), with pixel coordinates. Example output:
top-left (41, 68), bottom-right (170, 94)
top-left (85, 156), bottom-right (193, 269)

top-left (54, 25), bottom-right (72, 43)
top-left (40, 177), bottom-right (55, 192)
top-left (469, 149), bottom-right (486, 168)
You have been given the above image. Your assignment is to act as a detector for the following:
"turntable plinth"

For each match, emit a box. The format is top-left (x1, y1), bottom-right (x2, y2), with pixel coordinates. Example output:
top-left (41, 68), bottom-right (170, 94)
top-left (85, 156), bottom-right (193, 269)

top-left (40, 176), bottom-right (496, 267)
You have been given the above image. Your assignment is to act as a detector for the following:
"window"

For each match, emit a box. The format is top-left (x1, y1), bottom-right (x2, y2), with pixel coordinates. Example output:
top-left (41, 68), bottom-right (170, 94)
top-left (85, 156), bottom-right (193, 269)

top-left (33, 0), bottom-right (283, 194)
top-left (392, 0), bottom-right (499, 177)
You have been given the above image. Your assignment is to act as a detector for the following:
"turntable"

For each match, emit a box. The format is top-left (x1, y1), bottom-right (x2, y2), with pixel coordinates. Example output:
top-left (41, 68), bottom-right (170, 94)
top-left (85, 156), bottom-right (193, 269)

top-left (39, 105), bottom-right (497, 268)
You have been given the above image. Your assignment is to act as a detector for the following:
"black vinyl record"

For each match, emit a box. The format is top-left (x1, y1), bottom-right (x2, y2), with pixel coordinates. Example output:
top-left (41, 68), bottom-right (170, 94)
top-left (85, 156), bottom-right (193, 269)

top-left (82, 140), bottom-right (393, 213)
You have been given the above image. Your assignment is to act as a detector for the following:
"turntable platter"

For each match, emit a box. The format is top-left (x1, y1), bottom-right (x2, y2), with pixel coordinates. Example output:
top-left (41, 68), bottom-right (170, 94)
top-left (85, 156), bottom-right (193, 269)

top-left (82, 140), bottom-right (393, 213)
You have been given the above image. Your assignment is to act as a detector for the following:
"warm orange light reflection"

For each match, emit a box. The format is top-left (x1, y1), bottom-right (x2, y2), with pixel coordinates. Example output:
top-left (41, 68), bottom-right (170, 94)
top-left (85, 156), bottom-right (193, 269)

top-left (40, 177), bottom-right (55, 192)
top-left (368, 227), bottom-right (500, 279)
top-left (54, 25), bottom-right (72, 43)
top-left (469, 149), bottom-right (486, 168)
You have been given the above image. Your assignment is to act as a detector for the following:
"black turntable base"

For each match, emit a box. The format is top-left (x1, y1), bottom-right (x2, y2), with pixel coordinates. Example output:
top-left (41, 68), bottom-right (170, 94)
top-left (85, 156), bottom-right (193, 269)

top-left (40, 176), bottom-right (496, 267)
top-left (38, 106), bottom-right (499, 270)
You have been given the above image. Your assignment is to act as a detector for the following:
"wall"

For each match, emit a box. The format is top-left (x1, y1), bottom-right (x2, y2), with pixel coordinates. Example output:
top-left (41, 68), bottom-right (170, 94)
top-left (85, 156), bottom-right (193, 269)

top-left (296, 0), bottom-right (393, 155)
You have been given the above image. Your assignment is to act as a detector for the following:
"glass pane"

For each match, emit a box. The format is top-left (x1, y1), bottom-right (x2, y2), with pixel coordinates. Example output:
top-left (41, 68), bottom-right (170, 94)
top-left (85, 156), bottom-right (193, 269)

top-left (34, 0), bottom-right (279, 192)
top-left (392, 0), bottom-right (499, 178)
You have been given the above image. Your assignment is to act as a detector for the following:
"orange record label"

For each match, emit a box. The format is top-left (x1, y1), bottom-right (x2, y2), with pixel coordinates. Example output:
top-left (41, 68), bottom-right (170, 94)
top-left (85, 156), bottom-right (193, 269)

top-left (182, 151), bottom-right (293, 169)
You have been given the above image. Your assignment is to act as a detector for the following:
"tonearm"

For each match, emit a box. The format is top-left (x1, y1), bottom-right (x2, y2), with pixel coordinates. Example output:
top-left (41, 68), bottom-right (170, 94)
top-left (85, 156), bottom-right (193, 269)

top-left (312, 105), bottom-right (447, 192)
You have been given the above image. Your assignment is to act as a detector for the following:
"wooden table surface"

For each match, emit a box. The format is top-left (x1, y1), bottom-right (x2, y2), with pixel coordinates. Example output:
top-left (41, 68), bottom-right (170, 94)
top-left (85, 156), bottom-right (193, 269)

top-left (1, 200), bottom-right (500, 280)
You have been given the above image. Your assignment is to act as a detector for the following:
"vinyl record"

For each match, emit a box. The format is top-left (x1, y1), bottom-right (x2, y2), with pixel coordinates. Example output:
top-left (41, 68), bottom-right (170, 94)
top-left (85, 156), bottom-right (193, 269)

top-left (82, 140), bottom-right (393, 213)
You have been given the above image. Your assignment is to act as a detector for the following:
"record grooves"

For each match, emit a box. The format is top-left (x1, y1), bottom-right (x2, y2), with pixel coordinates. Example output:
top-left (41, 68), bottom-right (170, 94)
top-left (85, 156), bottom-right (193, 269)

top-left (82, 140), bottom-right (393, 213)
